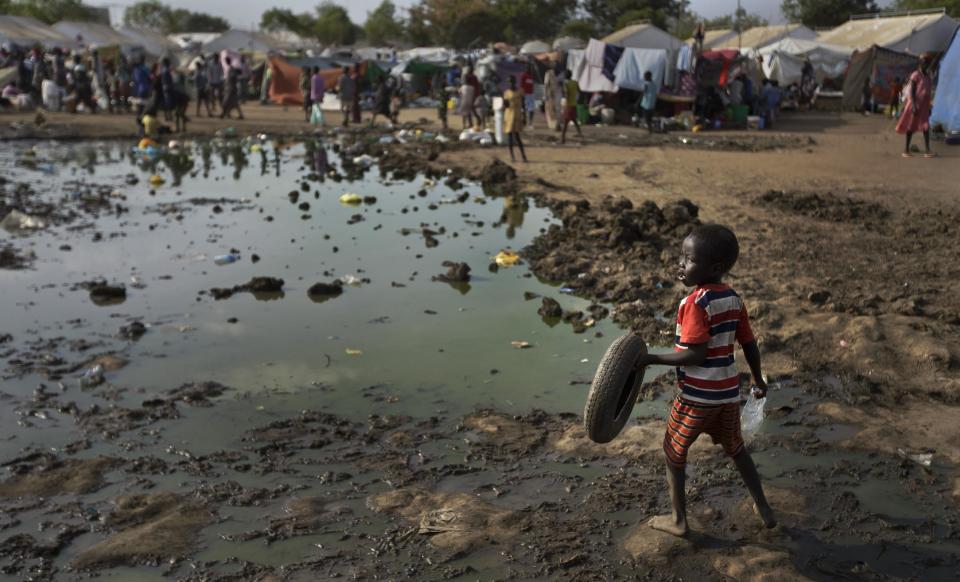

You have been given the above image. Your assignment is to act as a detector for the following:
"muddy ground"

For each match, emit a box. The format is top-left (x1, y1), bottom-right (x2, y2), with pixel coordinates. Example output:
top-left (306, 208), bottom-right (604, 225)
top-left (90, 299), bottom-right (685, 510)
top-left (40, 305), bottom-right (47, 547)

top-left (1, 105), bottom-right (960, 580)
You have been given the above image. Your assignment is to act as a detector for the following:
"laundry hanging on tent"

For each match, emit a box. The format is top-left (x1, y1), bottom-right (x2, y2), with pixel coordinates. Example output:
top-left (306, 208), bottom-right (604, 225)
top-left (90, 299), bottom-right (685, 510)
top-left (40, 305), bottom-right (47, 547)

top-left (576, 39), bottom-right (618, 93)
top-left (676, 45), bottom-right (694, 73)
top-left (602, 44), bottom-right (624, 81)
top-left (612, 48), bottom-right (668, 90)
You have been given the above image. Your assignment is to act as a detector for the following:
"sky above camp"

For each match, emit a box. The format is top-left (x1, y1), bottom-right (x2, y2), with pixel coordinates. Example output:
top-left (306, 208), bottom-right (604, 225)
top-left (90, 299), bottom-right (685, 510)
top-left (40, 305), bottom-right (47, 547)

top-left (100, 0), bottom-right (896, 32)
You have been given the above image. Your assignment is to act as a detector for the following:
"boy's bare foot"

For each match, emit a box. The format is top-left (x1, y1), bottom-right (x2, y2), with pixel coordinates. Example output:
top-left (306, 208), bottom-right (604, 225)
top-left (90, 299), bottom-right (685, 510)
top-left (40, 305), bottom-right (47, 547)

top-left (648, 515), bottom-right (688, 537)
top-left (753, 503), bottom-right (777, 529)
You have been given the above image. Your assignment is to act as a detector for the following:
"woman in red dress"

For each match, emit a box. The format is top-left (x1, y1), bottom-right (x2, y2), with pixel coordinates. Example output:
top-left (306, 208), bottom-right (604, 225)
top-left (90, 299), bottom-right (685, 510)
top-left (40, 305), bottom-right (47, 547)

top-left (895, 54), bottom-right (935, 158)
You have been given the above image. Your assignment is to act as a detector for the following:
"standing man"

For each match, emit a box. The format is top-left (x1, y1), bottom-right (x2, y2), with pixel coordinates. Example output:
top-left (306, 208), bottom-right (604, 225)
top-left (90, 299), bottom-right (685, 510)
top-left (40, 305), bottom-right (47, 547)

top-left (310, 66), bottom-right (325, 125)
top-left (207, 53), bottom-right (223, 114)
top-left (337, 66), bottom-right (355, 127)
top-left (639, 70), bottom-right (658, 133)
top-left (300, 66), bottom-right (312, 122)
top-left (560, 70), bottom-right (582, 144)
top-left (220, 57), bottom-right (244, 120)
top-left (351, 66), bottom-right (362, 124)
top-left (519, 65), bottom-right (536, 127)
top-left (194, 55), bottom-right (211, 117)
top-left (132, 54), bottom-right (151, 134)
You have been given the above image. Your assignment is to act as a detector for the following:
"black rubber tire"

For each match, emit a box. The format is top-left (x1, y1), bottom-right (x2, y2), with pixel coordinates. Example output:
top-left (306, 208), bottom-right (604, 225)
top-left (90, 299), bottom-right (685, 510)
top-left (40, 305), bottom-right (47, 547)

top-left (583, 335), bottom-right (647, 444)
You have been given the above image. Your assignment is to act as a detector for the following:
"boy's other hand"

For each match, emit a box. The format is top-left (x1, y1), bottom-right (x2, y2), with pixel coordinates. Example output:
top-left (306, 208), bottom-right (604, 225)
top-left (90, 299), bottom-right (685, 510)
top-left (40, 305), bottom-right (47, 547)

top-left (751, 380), bottom-right (768, 399)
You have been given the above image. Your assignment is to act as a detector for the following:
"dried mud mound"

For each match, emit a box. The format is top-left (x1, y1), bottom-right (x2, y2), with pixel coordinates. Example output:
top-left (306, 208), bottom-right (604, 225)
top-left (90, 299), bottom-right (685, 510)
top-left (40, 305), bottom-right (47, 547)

top-left (523, 196), bottom-right (700, 337)
top-left (756, 189), bottom-right (889, 224)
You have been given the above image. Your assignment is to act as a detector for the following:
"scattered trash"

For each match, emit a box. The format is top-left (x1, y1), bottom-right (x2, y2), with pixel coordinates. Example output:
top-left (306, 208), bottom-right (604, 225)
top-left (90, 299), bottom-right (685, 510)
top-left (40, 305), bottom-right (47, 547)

top-left (741, 389), bottom-right (766, 435)
top-left (214, 253), bottom-right (240, 265)
top-left (1, 210), bottom-right (47, 233)
top-left (494, 250), bottom-right (520, 267)
top-left (250, 144), bottom-right (263, 153)
top-left (897, 448), bottom-right (933, 468)
top-left (559, 287), bottom-right (575, 294)
top-left (511, 341), bottom-right (531, 349)
top-left (79, 365), bottom-right (105, 388)
top-left (339, 193), bottom-right (363, 205)
top-left (149, 175), bottom-right (165, 186)
top-left (339, 274), bottom-right (362, 286)
top-left (579, 358), bottom-right (589, 363)
top-left (352, 154), bottom-right (376, 168)
top-left (345, 348), bottom-right (363, 356)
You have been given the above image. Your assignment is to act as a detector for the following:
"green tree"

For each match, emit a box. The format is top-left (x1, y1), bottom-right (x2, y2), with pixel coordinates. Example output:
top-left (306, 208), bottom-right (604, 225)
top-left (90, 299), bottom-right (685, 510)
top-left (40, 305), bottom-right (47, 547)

top-left (582, 0), bottom-right (681, 33)
top-left (560, 18), bottom-right (597, 40)
top-left (171, 10), bottom-right (228, 32)
top-left (895, 0), bottom-right (960, 17)
top-left (408, 0), bottom-right (488, 46)
top-left (260, 8), bottom-right (304, 34)
top-left (404, 3), bottom-right (434, 45)
top-left (365, 0), bottom-right (404, 45)
top-left (781, 0), bottom-right (878, 27)
top-left (123, 0), bottom-right (169, 30)
top-left (449, 8), bottom-right (506, 48)
top-left (124, 0), bottom-right (228, 33)
top-left (5, 0), bottom-right (102, 25)
top-left (703, 9), bottom-right (769, 31)
top-left (490, 0), bottom-right (577, 43)
top-left (314, 1), bottom-right (359, 45)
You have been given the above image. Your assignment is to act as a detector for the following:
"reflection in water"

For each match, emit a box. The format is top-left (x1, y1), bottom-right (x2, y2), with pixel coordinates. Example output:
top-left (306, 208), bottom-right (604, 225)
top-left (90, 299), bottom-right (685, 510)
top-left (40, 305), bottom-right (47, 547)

top-left (501, 195), bottom-right (529, 239)
top-left (251, 291), bottom-right (286, 302)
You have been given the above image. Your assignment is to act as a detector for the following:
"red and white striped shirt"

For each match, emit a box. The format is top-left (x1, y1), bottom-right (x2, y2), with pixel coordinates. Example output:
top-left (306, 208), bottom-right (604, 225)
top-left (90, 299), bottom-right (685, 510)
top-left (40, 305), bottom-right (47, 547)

top-left (674, 284), bottom-right (754, 404)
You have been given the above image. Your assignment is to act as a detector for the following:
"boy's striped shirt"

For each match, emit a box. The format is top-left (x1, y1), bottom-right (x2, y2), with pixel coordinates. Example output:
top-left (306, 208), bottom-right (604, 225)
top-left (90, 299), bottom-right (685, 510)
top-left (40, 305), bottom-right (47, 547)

top-left (674, 284), bottom-right (754, 404)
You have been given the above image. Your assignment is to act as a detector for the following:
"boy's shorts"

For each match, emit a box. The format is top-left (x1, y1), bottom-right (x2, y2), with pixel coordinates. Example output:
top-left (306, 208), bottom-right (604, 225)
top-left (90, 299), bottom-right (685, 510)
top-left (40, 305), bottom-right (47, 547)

top-left (663, 394), bottom-right (744, 468)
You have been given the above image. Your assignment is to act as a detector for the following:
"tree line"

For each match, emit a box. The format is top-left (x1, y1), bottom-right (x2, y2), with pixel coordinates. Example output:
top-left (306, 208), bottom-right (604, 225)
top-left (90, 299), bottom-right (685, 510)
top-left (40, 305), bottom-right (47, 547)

top-left (4, 0), bottom-right (955, 46)
top-left (258, 0), bottom-right (959, 48)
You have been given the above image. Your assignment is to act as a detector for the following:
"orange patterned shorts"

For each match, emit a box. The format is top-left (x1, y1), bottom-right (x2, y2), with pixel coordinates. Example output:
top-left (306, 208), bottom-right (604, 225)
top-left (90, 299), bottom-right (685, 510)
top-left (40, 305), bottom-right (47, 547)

top-left (663, 395), bottom-right (744, 468)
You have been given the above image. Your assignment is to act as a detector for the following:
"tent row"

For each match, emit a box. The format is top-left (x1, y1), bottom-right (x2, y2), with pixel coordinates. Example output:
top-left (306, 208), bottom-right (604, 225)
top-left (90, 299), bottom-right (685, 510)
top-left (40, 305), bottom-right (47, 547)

top-left (0, 16), bottom-right (304, 57)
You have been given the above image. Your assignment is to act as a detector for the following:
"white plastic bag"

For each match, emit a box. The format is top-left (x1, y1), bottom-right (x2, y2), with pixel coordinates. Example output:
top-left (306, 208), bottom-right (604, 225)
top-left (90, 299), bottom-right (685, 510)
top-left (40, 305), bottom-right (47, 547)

top-left (741, 393), bottom-right (766, 435)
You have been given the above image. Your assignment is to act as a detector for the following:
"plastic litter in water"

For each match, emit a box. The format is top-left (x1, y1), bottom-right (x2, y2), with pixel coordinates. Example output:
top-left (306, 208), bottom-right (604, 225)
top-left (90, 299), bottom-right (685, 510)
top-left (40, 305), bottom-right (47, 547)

top-left (79, 365), bottom-right (105, 388)
top-left (494, 250), bottom-right (520, 267)
top-left (339, 193), bottom-right (363, 205)
top-left (345, 348), bottom-right (363, 356)
top-left (339, 274), bottom-right (362, 286)
top-left (511, 340), bottom-right (531, 349)
top-left (214, 254), bottom-right (239, 265)
top-left (559, 287), bottom-right (575, 294)
top-left (149, 175), bottom-right (165, 186)
top-left (1, 210), bottom-right (47, 232)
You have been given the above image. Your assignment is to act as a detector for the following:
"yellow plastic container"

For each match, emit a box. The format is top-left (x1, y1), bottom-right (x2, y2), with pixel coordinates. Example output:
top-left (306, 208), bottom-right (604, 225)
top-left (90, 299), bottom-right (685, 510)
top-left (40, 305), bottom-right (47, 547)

top-left (494, 250), bottom-right (520, 267)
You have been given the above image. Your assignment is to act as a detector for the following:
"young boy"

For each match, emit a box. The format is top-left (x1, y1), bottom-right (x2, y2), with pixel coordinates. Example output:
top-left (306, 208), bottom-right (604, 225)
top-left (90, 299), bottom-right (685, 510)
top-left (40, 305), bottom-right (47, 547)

top-left (634, 224), bottom-right (776, 536)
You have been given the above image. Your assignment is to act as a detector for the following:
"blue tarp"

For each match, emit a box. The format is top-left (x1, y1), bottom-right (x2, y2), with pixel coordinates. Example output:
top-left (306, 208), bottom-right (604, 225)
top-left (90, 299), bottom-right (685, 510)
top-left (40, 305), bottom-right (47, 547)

top-left (931, 28), bottom-right (960, 133)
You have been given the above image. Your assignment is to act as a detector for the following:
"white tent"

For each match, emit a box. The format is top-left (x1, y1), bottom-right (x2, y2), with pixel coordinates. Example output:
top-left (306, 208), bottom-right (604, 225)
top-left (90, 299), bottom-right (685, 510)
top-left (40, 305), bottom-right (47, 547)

top-left (758, 38), bottom-right (853, 85)
top-left (118, 26), bottom-right (179, 58)
top-left (520, 40), bottom-right (551, 55)
top-left (53, 21), bottom-right (140, 51)
top-left (602, 23), bottom-right (684, 51)
top-left (0, 15), bottom-right (77, 49)
top-left (818, 10), bottom-right (959, 54)
top-left (398, 47), bottom-right (453, 63)
top-left (553, 36), bottom-right (585, 51)
top-left (713, 23), bottom-right (817, 52)
top-left (202, 30), bottom-right (285, 53)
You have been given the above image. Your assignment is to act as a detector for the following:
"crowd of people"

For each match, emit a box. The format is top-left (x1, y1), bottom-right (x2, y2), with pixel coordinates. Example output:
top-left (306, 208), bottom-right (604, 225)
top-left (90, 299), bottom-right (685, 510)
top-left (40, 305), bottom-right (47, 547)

top-left (0, 44), bottom-right (262, 135)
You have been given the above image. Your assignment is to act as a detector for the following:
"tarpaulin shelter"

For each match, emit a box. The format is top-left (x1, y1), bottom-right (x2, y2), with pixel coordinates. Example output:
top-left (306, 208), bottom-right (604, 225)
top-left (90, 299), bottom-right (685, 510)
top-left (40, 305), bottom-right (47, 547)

top-left (819, 10), bottom-right (958, 55)
top-left (758, 38), bottom-right (853, 86)
top-left (841, 45), bottom-right (918, 109)
top-left (118, 26), bottom-right (180, 59)
top-left (0, 15), bottom-right (77, 50)
top-left (697, 49), bottom-right (741, 88)
top-left (931, 28), bottom-right (960, 132)
top-left (268, 57), bottom-right (378, 105)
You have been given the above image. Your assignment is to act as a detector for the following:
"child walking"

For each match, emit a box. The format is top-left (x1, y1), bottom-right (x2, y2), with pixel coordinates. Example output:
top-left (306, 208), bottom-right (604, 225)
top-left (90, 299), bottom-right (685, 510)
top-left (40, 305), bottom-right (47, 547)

top-left (634, 224), bottom-right (776, 536)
